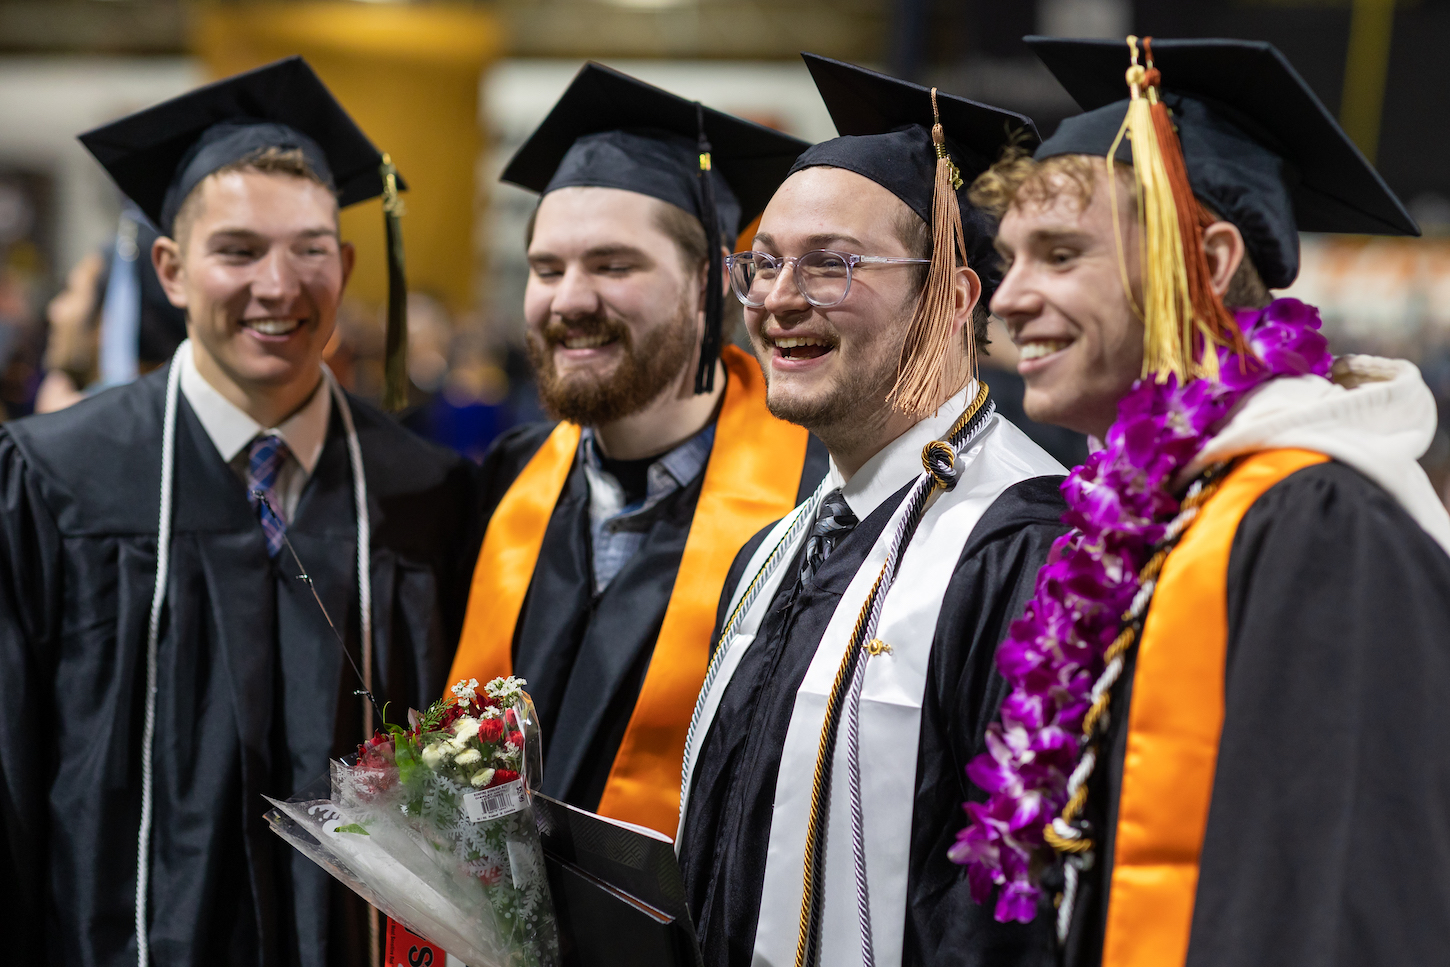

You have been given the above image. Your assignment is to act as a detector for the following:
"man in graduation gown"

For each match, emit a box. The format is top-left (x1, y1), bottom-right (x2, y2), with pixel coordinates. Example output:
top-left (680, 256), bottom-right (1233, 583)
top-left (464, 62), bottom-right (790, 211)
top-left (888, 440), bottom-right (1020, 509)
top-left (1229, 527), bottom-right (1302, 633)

top-left (0, 59), bottom-right (479, 967)
top-left (968, 36), bottom-right (1450, 967)
top-left (676, 56), bottom-right (1070, 967)
top-left (446, 65), bottom-right (828, 837)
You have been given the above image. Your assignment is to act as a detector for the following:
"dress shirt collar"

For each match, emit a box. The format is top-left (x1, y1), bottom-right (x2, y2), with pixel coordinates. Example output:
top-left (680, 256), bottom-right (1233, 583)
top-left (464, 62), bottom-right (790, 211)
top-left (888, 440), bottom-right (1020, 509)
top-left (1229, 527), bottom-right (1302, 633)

top-left (580, 422), bottom-right (716, 500)
top-left (826, 381), bottom-right (976, 520)
top-left (179, 343), bottom-right (331, 473)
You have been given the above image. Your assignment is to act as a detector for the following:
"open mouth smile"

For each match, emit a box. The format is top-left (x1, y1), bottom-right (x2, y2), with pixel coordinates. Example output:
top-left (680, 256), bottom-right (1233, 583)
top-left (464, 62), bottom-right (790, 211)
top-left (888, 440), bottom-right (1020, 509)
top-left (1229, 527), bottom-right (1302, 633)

top-left (1016, 338), bottom-right (1074, 375)
top-left (243, 318), bottom-right (304, 338)
top-left (769, 334), bottom-right (836, 362)
top-left (558, 333), bottom-right (617, 350)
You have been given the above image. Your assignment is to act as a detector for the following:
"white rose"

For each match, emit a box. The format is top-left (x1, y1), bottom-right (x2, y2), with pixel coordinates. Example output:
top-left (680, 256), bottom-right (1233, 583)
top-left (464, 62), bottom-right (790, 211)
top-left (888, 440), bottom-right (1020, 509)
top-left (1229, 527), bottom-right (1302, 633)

top-left (470, 767), bottom-right (496, 788)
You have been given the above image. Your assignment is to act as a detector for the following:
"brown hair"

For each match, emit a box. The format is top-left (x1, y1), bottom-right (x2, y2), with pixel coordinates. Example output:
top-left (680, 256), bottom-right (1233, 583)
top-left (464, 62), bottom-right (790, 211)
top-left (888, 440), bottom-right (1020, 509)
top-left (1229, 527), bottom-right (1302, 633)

top-left (969, 148), bottom-right (1270, 310)
top-left (173, 146), bottom-right (334, 244)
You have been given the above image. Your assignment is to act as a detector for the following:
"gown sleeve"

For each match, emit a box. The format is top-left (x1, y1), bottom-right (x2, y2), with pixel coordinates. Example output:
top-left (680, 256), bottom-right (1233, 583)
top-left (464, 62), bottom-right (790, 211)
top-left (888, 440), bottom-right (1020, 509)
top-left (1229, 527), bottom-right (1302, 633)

top-left (907, 476), bottom-right (1067, 967)
top-left (0, 430), bottom-right (64, 962)
top-left (1186, 461), bottom-right (1450, 967)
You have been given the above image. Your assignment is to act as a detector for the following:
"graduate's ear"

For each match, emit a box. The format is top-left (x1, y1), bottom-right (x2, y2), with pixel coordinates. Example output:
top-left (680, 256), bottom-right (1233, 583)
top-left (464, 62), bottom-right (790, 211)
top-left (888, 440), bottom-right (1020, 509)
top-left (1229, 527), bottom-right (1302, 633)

top-left (951, 263), bottom-right (983, 339)
top-left (339, 240), bottom-right (356, 294)
top-left (152, 234), bottom-right (188, 310)
top-left (1202, 221), bottom-right (1247, 299)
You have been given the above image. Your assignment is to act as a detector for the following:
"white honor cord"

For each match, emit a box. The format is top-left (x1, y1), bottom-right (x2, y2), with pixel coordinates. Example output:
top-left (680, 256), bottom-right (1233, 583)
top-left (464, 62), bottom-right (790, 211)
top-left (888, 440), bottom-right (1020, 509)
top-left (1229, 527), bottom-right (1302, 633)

top-left (843, 403), bottom-right (997, 967)
top-left (135, 342), bottom-right (183, 967)
top-left (134, 349), bottom-right (371, 966)
top-left (323, 366), bottom-right (373, 735)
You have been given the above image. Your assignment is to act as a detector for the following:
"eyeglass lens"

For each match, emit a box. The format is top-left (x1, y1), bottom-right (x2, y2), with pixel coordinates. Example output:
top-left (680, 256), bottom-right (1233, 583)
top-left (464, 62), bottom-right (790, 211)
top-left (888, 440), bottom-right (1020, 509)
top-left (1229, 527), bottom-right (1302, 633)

top-left (729, 251), bottom-right (852, 308)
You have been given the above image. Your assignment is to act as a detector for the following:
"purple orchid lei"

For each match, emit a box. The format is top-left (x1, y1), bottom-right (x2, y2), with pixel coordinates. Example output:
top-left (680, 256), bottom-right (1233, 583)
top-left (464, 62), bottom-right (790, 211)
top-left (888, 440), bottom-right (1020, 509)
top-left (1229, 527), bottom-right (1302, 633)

top-left (948, 298), bottom-right (1335, 924)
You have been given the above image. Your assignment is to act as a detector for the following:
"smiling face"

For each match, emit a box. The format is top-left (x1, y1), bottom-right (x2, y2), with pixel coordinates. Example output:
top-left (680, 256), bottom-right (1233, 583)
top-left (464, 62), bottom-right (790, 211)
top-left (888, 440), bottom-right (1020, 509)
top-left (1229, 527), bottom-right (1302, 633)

top-left (523, 186), bottom-right (703, 426)
top-left (155, 167), bottom-right (352, 416)
top-left (990, 164), bottom-right (1144, 439)
top-left (746, 166), bottom-right (930, 456)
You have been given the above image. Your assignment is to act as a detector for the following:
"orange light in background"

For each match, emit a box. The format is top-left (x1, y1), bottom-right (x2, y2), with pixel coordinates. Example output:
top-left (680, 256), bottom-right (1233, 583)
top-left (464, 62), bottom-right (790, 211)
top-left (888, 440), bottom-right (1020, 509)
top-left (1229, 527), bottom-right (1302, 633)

top-left (190, 1), bottom-right (503, 316)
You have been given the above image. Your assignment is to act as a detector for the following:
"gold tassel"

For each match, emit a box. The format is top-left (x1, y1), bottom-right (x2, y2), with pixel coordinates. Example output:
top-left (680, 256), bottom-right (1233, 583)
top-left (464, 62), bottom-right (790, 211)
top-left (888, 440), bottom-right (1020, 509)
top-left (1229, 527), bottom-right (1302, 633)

top-left (1105, 36), bottom-right (1237, 383)
top-left (887, 89), bottom-right (975, 418)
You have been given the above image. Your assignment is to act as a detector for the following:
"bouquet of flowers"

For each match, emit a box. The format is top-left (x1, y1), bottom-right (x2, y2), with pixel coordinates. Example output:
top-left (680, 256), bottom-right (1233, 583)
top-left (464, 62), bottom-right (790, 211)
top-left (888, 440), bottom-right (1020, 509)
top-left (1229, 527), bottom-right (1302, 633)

top-left (265, 676), bottom-right (560, 967)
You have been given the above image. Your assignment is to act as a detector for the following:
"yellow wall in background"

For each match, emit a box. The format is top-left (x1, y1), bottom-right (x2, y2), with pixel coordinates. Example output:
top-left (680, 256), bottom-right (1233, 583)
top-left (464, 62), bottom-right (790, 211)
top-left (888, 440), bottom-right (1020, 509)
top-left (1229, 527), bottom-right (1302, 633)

top-left (191, 2), bottom-right (501, 314)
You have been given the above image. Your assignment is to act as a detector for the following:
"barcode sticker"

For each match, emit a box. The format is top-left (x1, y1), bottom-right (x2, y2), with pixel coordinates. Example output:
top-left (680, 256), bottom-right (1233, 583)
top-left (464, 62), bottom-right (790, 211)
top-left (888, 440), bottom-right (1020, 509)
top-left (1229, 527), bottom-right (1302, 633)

top-left (462, 779), bottom-right (527, 823)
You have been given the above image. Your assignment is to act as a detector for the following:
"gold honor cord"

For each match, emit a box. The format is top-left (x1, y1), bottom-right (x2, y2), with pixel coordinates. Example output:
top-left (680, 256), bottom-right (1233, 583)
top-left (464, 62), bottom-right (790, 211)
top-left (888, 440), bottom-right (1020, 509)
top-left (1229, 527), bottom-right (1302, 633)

top-left (793, 382), bottom-right (990, 967)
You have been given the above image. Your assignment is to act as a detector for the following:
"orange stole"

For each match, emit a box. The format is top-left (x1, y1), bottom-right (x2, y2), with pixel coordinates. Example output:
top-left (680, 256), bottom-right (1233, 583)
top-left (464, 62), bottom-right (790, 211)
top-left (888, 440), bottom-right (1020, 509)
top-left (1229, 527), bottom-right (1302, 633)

top-left (1103, 448), bottom-right (1327, 967)
top-left (448, 345), bottom-right (809, 835)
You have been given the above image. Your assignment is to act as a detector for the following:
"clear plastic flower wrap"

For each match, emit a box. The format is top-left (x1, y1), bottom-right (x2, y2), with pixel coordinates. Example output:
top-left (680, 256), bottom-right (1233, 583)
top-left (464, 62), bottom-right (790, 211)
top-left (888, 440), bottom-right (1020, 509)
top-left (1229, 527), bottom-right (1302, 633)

top-left (265, 676), bottom-right (560, 967)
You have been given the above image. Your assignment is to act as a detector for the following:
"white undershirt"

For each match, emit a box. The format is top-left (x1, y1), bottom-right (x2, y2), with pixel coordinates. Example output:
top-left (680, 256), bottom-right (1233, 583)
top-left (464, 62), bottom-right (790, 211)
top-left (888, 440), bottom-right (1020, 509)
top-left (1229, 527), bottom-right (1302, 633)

top-left (178, 347), bottom-right (331, 523)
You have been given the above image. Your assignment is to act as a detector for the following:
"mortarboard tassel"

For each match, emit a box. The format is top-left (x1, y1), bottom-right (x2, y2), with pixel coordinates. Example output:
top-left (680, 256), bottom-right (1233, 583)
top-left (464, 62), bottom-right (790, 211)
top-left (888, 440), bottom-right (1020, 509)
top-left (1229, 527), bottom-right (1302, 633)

top-left (887, 88), bottom-right (975, 419)
top-left (1107, 36), bottom-right (1243, 384)
top-left (380, 153), bottom-right (410, 412)
top-left (694, 103), bottom-right (724, 395)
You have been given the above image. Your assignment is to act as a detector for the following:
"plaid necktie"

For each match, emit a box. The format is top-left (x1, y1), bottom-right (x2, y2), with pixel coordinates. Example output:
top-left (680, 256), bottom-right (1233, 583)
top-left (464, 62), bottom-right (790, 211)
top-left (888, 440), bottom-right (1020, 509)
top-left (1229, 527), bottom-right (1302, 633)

top-left (800, 487), bottom-right (859, 586)
top-left (246, 433), bottom-right (291, 557)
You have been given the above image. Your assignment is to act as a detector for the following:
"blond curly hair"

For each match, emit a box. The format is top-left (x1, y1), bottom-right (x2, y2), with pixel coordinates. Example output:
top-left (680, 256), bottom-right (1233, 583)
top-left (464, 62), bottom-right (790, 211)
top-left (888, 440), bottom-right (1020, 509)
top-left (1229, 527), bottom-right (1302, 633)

top-left (969, 146), bottom-right (1130, 219)
top-left (969, 147), bottom-right (1269, 308)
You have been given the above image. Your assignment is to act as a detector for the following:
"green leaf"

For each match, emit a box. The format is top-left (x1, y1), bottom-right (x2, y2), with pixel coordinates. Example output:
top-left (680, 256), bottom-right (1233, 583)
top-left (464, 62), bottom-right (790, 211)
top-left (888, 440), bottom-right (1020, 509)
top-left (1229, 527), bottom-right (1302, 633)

top-left (333, 823), bottom-right (369, 835)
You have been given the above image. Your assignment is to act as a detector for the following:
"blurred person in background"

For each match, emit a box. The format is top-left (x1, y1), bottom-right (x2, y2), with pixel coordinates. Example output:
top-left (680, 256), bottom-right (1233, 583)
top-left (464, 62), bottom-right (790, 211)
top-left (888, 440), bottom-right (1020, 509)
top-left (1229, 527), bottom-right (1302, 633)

top-left (36, 209), bottom-right (189, 413)
top-left (446, 64), bottom-right (828, 837)
top-left (399, 293), bottom-right (514, 462)
top-left (0, 59), bottom-right (479, 967)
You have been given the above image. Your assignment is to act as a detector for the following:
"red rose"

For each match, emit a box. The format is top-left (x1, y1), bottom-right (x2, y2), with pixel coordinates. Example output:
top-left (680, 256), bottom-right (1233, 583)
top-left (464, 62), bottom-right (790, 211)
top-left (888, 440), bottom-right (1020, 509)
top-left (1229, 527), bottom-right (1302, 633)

top-left (505, 708), bottom-right (519, 727)
top-left (477, 718), bottom-right (505, 744)
top-left (488, 768), bottom-right (519, 788)
top-left (506, 730), bottom-right (525, 749)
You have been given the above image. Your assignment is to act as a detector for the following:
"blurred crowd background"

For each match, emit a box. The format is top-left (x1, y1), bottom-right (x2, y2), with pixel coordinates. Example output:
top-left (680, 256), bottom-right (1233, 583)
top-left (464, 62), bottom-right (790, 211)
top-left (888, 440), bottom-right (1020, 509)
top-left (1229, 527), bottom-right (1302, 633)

top-left (1, 0), bottom-right (1448, 500)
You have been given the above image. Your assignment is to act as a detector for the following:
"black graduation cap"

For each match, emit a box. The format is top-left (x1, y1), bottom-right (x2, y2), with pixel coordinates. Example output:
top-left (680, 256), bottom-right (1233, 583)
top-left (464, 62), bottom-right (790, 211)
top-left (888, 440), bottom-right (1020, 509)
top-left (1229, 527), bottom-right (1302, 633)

top-left (791, 53), bottom-right (1040, 301)
top-left (1027, 36), bottom-right (1420, 289)
top-left (77, 56), bottom-right (413, 410)
top-left (501, 62), bottom-right (810, 393)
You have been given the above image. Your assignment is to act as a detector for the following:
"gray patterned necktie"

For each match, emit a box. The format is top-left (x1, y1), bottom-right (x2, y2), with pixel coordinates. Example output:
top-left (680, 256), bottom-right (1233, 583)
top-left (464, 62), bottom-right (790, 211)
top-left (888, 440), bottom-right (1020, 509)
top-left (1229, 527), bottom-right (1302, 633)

top-left (800, 488), bottom-right (859, 585)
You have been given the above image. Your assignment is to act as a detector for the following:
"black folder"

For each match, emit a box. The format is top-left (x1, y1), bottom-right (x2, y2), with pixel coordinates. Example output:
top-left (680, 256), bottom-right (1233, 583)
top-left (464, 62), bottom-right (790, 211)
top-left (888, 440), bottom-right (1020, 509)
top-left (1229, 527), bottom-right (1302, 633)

top-left (531, 793), bottom-right (704, 967)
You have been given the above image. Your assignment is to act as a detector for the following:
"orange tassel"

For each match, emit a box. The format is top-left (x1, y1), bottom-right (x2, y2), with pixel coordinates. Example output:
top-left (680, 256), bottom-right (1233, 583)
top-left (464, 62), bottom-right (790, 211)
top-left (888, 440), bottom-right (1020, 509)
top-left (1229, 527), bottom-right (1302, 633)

top-left (1108, 37), bottom-right (1244, 383)
top-left (887, 88), bottom-right (975, 418)
top-left (1142, 38), bottom-right (1246, 362)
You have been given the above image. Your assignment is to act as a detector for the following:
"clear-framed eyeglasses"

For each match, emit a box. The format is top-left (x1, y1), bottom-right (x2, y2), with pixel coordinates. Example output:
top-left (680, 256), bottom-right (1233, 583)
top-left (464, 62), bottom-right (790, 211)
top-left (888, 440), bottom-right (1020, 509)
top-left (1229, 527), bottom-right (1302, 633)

top-left (725, 249), bottom-right (931, 309)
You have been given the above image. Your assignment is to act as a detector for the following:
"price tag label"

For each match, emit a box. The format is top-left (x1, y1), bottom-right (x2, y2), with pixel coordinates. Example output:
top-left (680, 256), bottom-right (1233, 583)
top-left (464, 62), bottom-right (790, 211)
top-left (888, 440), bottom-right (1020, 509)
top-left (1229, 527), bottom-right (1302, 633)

top-left (461, 779), bottom-right (527, 823)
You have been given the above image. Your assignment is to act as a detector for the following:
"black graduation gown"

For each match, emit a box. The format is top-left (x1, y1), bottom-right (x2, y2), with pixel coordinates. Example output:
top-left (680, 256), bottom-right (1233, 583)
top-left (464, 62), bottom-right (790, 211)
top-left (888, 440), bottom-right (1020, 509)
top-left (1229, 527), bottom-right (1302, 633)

top-left (677, 474), bottom-right (1069, 967)
top-left (1061, 460), bottom-right (1450, 967)
top-left (0, 368), bottom-right (480, 967)
top-left (476, 421), bottom-right (829, 811)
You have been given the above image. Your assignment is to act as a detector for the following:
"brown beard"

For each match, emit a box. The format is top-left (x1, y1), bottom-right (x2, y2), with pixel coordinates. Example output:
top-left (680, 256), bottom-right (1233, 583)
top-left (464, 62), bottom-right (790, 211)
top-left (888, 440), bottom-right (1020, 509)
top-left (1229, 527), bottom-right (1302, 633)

top-left (527, 299), bottom-right (697, 426)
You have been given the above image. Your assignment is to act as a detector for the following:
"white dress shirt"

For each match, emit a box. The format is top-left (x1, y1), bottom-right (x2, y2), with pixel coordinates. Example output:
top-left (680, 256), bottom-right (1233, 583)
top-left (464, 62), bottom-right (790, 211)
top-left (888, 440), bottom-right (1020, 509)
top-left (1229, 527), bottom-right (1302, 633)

top-left (179, 346), bottom-right (331, 523)
top-left (826, 380), bottom-right (978, 520)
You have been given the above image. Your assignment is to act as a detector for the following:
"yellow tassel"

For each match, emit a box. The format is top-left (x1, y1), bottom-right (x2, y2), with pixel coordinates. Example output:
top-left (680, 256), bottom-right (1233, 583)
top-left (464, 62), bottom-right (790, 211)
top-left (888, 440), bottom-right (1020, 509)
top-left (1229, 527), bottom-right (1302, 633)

top-left (887, 89), bottom-right (975, 418)
top-left (1106, 37), bottom-right (1221, 384)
